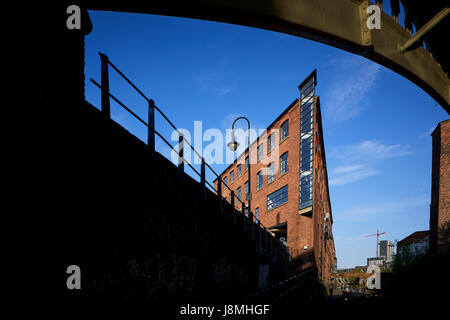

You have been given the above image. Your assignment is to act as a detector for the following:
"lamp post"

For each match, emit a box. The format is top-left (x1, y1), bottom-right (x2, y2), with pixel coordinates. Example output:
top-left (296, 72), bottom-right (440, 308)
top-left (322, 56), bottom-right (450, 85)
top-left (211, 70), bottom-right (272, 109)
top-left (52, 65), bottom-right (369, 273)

top-left (227, 117), bottom-right (252, 214)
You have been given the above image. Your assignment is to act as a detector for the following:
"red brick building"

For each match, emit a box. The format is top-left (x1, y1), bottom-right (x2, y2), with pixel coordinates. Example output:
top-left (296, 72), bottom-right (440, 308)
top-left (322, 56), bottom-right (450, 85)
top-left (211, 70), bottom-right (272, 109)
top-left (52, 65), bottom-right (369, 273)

top-left (214, 70), bottom-right (336, 283)
top-left (430, 119), bottom-right (450, 255)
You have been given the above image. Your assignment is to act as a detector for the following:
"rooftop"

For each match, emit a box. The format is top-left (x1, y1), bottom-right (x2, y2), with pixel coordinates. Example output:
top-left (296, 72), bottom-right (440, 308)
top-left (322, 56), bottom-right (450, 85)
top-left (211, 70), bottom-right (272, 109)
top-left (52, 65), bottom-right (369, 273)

top-left (397, 230), bottom-right (429, 247)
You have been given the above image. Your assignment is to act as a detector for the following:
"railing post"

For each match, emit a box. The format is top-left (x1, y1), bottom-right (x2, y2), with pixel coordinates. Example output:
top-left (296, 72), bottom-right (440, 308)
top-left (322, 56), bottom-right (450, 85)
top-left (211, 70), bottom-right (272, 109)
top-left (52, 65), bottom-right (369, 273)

top-left (230, 191), bottom-right (235, 224)
top-left (249, 212), bottom-right (254, 240)
top-left (263, 226), bottom-right (267, 252)
top-left (217, 179), bottom-right (222, 214)
top-left (271, 237), bottom-right (275, 258)
top-left (99, 52), bottom-right (110, 118)
top-left (242, 202), bottom-right (246, 232)
top-left (178, 134), bottom-right (184, 182)
top-left (148, 99), bottom-right (155, 156)
top-left (200, 158), bottom-right (206, 200)
top-left (258, 223), bottom-right (262, 250)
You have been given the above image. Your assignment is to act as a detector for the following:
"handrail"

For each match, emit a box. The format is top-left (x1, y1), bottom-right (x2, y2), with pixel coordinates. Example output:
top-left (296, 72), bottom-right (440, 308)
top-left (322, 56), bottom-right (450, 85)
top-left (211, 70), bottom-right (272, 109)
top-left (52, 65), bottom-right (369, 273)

top-left (90, 52), bottom-right (294, 271)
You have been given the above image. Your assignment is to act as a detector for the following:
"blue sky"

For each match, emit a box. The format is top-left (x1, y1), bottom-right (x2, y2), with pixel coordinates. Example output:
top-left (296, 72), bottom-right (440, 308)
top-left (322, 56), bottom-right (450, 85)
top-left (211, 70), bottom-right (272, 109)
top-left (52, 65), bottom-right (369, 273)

top-left (85, 10), bottom-right (448, 269)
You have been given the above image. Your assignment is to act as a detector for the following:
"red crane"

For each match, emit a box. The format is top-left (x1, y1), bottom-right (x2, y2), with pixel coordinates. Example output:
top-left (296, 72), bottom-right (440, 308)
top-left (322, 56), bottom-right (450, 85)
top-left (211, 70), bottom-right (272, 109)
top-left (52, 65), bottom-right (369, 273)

top-left (365, 230), bottom-right (386, 257)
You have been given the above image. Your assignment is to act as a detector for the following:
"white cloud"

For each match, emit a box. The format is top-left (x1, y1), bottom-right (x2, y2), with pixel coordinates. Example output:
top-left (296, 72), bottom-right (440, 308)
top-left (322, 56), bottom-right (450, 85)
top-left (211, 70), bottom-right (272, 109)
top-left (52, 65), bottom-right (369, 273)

top-left (329, 165), bottom-right (378, 186)
top-left (340, 194), bottom-right (429, 221)
top-left (329, 139), bottom-right (412, 186)
top-left (323, 55), bottom-right (381, 121)
top-left (331, 139), bottom-right (412, 162)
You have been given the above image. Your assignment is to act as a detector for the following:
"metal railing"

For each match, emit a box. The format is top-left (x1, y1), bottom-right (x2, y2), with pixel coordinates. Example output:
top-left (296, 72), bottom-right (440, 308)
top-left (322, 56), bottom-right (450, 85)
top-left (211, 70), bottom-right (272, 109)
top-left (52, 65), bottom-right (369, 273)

top-left (246, 267), bottom-right (317, 301)
top-left (90, 52), bottom-right (294, 271)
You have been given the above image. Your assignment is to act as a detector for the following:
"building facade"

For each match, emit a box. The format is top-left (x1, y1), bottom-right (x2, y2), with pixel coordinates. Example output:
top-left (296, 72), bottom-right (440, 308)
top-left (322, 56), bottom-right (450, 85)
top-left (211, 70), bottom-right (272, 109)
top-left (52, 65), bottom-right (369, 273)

top-left (430, 119), bottom-right (450, 255)
top-left (214, 71), bottom-right (336, 282)
top-left (397, 231), bottom-right (429, 258)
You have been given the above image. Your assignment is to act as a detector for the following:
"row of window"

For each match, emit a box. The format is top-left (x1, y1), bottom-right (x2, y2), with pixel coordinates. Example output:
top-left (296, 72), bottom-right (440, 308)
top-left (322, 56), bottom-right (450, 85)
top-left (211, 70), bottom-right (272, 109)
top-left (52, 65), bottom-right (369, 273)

top-left (225, 119), bottom-right (290, 186)
top-left (225, 152), bottom-right (289, 189)
top-left (229, 184), bottom-right (289, 215)
top-left (261, 119), bottom-right (289, 159)
top-left (298, 73), bottom-right (316, 210)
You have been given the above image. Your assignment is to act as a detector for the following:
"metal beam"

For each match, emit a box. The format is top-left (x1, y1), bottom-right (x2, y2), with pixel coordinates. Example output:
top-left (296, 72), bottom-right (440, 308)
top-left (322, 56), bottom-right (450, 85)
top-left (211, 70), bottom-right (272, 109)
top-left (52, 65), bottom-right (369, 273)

top-left (400, 7), bottom-right (450, 53)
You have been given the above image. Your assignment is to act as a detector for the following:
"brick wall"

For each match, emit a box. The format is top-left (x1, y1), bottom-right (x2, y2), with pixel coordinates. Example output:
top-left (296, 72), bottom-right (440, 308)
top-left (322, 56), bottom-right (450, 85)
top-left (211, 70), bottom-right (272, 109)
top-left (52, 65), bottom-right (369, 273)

top-left (430, 119), bottom-right (450, 255)
top-left (215, 93), bottom-right (336, 278)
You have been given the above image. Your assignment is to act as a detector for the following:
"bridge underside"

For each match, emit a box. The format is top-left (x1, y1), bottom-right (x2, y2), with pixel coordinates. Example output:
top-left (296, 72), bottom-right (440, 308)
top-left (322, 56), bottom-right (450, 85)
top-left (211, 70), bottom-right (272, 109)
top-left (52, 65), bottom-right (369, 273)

top-left (89, 0), bottom-right (450, 113)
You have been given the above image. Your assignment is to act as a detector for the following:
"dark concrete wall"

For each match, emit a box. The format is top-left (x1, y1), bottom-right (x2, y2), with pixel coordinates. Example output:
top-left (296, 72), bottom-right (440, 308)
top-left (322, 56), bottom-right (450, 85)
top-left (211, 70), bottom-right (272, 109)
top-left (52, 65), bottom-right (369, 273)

top-left (14, 99), bottom-right (290, 310)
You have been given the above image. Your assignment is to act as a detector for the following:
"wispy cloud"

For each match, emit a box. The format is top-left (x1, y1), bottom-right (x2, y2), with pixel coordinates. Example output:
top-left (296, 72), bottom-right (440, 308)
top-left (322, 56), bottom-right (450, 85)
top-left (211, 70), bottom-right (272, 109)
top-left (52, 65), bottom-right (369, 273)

top-left (331, 139), bottom-right (412, 162)
top-left (329, 140), bottom-right (412, 186)
top-left (329, 165), bottom-right (378, 186)
top-left (340, 194), bottom-right (429, 221)
top-left (323, 55), bottom-right (381, 121)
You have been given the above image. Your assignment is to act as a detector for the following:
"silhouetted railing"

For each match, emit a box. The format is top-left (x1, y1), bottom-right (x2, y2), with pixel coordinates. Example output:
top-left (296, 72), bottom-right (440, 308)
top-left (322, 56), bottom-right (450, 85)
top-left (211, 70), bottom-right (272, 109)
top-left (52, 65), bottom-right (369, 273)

top-left (246, 267), bottom-right (317, 301)
top-left (90, 52), bottom-right (294, 271)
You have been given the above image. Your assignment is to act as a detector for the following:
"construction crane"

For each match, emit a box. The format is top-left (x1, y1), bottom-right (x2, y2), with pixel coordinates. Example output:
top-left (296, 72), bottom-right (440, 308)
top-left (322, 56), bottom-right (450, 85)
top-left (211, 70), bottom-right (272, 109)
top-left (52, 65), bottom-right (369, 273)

top-left (365, 230), bottom-right (386, 257)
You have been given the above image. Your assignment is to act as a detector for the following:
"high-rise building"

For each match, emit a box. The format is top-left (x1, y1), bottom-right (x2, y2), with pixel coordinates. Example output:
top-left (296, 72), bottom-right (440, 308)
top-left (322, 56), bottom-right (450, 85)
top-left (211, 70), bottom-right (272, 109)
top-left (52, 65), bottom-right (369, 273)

top-left (214, 70), bottom-right (336, 282)
top-left (430, 119), bottom-right (450, 255)
top-left (379, 240), bottom-right (394, 262)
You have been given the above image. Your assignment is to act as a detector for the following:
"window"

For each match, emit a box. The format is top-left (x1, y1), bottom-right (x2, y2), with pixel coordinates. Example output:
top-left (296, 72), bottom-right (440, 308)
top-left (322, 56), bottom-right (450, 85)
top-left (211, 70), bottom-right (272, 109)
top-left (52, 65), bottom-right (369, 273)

top-left (257, 144), bottom-right (263, 162)
top-left (268, 133), bottom-right (275, 153)
top-left (299, 71), bottom-right (316, 210)
top-left (245, 180), bottom-right (249, 195)
top-left (245, 156), bottom-right (249, 171)
top-left (255, 207), bottom-right (260, 221)
top-left (268, 162), bottom-right (275, 183)
top-left (281, 120), bottom-right (289, 141)
top-left (230, 170), bottom-right (234, 183)
top-left (223, 176), bottom-right (227, 186)
top-left (237, 164), bottom-right (242, 178)
top-left (257, 171), bottom-right (263, 190)
top-left (280, 152), bottom-right (288, 175)
top-left (237, 187), bottom-right (241, 201)
top-left (300, 174), bottom-right (313, 209)
top-left (267, 185), bottom-right (288, 211)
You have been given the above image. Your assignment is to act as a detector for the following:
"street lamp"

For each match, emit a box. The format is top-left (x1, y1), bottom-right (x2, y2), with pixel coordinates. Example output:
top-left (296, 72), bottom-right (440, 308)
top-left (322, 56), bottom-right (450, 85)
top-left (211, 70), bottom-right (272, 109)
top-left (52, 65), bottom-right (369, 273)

top-left (227, 117), bottom-right (252, 214)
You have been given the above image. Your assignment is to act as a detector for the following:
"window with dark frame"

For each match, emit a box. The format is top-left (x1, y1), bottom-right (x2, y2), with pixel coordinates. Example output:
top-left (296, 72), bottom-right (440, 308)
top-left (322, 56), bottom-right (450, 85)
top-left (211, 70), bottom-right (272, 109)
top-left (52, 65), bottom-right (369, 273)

top-left (281, 120), bottom-right (289, 141)
top-left (245, 156), bottom-right (249, 171)
top-left (230, 170), bottom-right (234, 183)
top-left (237, 187), bottom-right (241, 201)
top-left (257, 144), bottom-right (263, 162)
top-left (267, 185), bottom-right (288, 211)
top-left (257, 171), bottom-right (263, 190)
top-left (255, 207), bottom-right (259, 221)
top-left (237, 164), bottom-right (242, 177)
top-left (268, 162), bottom-right (275, 183)
top-left (280, 152), bottom-right (288, 175)
top-left (268, 133), bottom-right (275, 153)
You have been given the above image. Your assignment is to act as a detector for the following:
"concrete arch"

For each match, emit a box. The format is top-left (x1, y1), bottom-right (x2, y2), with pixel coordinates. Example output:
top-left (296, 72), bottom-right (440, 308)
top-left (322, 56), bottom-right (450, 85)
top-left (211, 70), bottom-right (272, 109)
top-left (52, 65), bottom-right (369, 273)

top-left (89, 0), bottom-right (450, 113)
